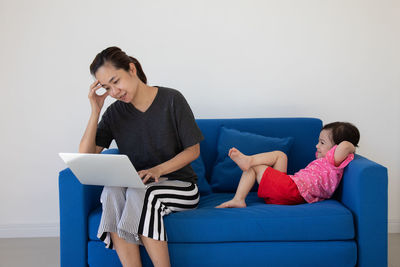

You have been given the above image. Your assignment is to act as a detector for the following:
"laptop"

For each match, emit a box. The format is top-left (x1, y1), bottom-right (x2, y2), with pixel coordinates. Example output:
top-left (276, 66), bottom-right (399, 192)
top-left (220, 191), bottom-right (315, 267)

top-left (59, 153), bottom-right (166, 188)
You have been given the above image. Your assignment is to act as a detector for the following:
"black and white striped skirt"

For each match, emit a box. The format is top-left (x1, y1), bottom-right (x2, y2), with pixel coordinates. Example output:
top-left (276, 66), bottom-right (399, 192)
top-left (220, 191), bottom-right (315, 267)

top-left (97, 180), bottom-right (199, 249)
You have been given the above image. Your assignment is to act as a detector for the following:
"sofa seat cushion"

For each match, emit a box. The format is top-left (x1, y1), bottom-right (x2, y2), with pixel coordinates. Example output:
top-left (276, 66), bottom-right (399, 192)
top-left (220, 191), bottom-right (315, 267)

top-left (89, 192), bottom-right (354, 243)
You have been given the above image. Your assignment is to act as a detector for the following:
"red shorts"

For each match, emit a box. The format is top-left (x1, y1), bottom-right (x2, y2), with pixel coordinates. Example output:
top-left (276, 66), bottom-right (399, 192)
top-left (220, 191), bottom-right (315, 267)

top-left (257, 167), bottom-right (305, 205)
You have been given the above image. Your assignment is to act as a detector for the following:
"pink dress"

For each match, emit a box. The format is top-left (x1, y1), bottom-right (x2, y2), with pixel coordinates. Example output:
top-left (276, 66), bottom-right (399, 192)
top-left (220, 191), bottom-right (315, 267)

top-left (290, 145), bottom-right (354, 203)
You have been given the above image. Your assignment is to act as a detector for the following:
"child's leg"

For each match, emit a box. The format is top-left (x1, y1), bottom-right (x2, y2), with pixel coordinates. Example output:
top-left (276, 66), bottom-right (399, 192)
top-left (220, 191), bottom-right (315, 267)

top-left (215, 167), bottom-right (257, 208)
top-left (215, 164), bottom-right (271, 208)
top-left (216, 149), bottom-right (288, 209)
top-left (229, 147), bottom-right (288, 173)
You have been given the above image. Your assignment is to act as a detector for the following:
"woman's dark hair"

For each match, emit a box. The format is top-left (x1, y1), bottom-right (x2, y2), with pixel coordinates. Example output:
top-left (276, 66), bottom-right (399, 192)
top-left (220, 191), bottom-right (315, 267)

top-left (322, 122), bottom-right (360, 147)
top-left (90, 46), bottom-right (147, 84)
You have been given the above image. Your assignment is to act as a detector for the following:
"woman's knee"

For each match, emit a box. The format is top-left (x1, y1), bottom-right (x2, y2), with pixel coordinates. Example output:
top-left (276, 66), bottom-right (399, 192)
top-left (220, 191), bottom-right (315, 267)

top-left (126, 188), bottom-right (145, 202)
top-left (101, 186), bottom-right (126, 202)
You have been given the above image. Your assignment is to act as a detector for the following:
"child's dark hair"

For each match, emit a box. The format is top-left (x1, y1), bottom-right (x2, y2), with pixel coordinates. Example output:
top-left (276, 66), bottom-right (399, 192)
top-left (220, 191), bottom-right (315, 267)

top-left (90, 46), bottom-right (147, 84)
top-left (322, 122), bottom-right (360, 147)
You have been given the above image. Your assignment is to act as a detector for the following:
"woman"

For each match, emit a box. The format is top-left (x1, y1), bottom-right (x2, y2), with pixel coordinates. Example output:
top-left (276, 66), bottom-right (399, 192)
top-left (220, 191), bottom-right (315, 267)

top-left (79, 46), bottom-right (203, 267)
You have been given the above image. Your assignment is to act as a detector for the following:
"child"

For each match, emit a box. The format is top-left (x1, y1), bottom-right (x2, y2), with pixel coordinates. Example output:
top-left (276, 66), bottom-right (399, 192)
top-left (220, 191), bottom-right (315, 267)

top-left (216, 122), bottom-right (360, 208)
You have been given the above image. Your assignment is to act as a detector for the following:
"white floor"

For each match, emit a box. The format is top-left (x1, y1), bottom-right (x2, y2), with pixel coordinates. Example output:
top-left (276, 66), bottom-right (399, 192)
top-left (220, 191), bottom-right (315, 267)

top-left (0, 234), bottom-right (399, 267)
top-left (0, 237), bottom-right (59, 267)
top-left (389, 234), bottom-right (400, 267)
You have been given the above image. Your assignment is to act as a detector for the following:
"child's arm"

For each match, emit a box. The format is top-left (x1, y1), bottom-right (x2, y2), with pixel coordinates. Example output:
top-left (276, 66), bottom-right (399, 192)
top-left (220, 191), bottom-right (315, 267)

top-left (334, 141), bottom-right (356, 167)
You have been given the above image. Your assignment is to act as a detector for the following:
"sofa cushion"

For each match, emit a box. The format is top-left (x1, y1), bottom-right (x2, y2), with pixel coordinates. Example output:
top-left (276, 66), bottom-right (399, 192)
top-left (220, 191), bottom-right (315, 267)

top-left (190, 156), bottom-right (212, 196)
top-left (210, 126), bottom-right (294, 192)
top-left (88, 193), bottom-right (354, 243)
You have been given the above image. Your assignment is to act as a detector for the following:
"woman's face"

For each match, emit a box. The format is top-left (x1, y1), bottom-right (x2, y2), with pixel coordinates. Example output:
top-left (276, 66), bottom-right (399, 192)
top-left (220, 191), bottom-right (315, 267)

top-left (316, 129), bottom-right (335, 158)
top-left (95, 63), bottom-right (139, 103)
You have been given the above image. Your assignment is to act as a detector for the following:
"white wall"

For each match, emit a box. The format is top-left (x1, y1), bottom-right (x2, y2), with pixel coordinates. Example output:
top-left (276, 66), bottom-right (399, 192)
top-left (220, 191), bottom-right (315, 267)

top-left (0, 0), bottom-right (399, 237)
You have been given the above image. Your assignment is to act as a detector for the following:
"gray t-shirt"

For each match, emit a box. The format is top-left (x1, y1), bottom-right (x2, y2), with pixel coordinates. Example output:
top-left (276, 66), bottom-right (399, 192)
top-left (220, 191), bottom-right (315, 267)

top-left (95, 87), bottom-right (204, 183)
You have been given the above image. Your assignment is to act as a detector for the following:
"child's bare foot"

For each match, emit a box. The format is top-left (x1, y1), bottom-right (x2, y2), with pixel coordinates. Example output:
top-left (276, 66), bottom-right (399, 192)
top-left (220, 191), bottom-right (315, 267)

top-left (215, 198), bottom-right (247, 208)
top-left (229, 147), bottom-right (252, 171)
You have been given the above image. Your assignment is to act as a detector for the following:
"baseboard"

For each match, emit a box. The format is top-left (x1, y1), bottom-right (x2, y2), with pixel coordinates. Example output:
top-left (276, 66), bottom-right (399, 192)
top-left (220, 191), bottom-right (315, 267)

top-left (389, 220), bottom-right (400, 233)
top-left (0, 223), bottom-right (59, 238)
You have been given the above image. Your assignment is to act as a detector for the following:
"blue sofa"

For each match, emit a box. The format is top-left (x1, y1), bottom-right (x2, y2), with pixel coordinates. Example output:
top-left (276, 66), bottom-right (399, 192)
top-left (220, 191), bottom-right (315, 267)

top-left (59, 118), bottom-right (388, 267)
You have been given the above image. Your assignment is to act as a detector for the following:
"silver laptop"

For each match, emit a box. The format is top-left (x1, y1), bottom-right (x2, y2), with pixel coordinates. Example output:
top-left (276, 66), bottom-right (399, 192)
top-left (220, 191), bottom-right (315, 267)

top-left (59, 153), bottom-right (165, 188)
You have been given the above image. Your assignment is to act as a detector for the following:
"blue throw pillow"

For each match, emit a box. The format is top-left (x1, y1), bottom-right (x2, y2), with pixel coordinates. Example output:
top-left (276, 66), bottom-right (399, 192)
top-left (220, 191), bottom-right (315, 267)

top-left (210, 127), bottom-right (294, 193)
top-left (191, 155), bottom-right (212, 196)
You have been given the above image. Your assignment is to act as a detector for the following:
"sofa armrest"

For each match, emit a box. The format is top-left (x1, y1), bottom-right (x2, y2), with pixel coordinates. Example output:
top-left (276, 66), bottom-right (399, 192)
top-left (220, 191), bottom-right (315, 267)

top-left (58, 148), bottom-right (119, 267)
top-left (59, 168), bottom-right (103, 267)
top-left (337, 155), bottom-right (388, 267)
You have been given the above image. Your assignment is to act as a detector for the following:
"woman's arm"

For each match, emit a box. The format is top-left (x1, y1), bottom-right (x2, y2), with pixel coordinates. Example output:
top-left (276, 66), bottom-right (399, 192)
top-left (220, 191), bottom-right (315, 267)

top-left (138, 143), bottom-right (200, 183)
top-left (79, 80), bottom-right (108, 153)
top-left (79, 111), bottom-right (104, 153)
top-left (334, 141), bottom-right (356, 167)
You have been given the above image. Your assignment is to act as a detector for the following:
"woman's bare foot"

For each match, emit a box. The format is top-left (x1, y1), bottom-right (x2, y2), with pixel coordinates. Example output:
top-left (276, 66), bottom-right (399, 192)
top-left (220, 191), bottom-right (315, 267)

top-left (229, 147), bottom-right (252, 171)
top-left (215, 198), bottom-right (247, 208)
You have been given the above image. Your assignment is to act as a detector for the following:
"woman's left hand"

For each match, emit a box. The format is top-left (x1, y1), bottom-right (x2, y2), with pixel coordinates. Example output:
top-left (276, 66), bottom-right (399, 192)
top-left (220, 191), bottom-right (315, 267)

top-left (138, 167), bottom-right (162, 184)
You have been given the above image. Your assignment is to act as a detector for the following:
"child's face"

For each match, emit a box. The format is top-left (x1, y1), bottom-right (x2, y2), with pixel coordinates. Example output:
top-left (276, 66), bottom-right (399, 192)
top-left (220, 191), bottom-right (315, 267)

top-left (316, 129), bottom-right (335, 158)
